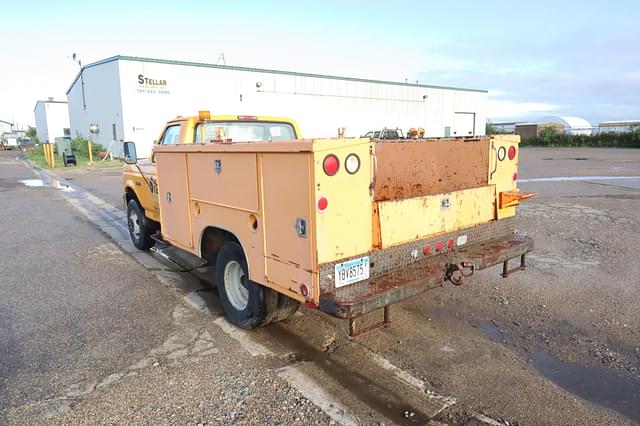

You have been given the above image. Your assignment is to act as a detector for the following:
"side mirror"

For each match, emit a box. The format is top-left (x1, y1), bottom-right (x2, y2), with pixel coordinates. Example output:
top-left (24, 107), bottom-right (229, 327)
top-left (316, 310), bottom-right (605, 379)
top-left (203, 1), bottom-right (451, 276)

top-left (123, 141), bottom-right (137, 164)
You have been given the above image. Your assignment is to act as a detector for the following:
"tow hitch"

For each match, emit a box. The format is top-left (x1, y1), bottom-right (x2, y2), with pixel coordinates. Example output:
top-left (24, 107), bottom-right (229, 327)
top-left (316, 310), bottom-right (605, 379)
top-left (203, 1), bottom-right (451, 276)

top-left (444, 262), bottom-right (475, 286)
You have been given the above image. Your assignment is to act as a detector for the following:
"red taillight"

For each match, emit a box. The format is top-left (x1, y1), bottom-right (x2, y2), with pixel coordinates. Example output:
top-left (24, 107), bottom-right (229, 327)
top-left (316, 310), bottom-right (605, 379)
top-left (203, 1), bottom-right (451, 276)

top-left (423, 246), bottom-right (431, 255)
top-left (317, 196), bottom-right (328, 211)
top-left (323, 154), bottom-right (339, 176)
top-left (436, 242), bottom-right (444, 251)
top-left (513, 172), bottom-right (518, 181)
top-left (508, 145), bottom-right (516, 160)
top-left (447, 239), bottom-right (454, 248)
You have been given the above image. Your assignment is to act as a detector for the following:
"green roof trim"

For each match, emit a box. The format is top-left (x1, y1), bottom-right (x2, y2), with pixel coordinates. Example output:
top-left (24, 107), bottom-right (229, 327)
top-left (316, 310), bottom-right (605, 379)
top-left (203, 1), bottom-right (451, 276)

top-left (67, 55), bottom-right (487, 95)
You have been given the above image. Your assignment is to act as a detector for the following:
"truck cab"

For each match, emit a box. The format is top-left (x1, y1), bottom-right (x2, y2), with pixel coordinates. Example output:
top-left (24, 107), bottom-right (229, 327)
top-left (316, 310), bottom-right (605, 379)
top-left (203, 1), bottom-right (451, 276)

top-left (122, 112), bottom-right (302, 249)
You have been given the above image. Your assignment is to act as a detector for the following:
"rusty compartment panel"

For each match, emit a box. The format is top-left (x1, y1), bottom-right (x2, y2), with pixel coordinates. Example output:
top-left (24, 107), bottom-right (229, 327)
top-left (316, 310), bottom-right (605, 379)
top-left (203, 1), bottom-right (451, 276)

top-left (373, 138), bottom-right (490, 201)
top-left (319, 236), bottom-right (533, 319)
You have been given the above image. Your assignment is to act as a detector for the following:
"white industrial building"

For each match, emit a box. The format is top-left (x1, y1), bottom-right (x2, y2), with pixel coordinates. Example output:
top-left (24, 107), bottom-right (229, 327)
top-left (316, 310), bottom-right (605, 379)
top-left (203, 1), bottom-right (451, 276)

top-left (33, 99), bottom-right (70, 143)
top-left (66, 55), bottom-right (487, 157)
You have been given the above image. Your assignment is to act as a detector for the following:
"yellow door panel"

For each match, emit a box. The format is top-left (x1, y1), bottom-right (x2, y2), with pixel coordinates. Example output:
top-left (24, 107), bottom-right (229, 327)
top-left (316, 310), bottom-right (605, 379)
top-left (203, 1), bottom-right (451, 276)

top-left (377, 186), bottom-right (496, 248)
top-left (155, 153), bottom-right (193, 249)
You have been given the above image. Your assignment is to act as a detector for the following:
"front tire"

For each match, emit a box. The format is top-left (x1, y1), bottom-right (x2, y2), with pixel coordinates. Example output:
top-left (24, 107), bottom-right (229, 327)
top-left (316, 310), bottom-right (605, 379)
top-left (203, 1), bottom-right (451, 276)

top-left (127, 199), bottom-right (157, 250)
top-left (215, 242), bottom-right (267, 329)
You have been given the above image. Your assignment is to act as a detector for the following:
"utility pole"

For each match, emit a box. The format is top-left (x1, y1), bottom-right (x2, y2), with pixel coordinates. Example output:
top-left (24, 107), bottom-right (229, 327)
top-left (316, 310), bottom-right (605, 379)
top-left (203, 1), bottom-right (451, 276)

top-left (72, 53), bottom-right (87, 110)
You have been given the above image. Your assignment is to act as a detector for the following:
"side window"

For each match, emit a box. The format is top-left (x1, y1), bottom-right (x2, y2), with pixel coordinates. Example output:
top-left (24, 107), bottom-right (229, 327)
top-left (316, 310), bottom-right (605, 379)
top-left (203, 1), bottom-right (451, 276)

top-left (194, 123), bottom-right (202, 144)
top-left (160, 125), bottom-right (181, 145)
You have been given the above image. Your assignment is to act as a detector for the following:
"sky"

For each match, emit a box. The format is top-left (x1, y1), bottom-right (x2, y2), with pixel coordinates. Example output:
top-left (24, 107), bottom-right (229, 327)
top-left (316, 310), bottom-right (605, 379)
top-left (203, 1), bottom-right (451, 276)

top-left (1, 0), bottom-right (638, 128)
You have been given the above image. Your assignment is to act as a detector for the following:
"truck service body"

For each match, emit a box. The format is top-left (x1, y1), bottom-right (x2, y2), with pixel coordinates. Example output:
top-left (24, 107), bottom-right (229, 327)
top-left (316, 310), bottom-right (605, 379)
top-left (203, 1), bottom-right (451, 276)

top-left (123, 112), bottom-right (534, 336)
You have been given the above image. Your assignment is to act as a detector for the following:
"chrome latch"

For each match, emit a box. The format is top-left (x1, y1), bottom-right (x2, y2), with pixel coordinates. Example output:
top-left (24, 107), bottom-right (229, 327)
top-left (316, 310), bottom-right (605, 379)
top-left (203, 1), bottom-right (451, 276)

top-left (440, 197), bottom-right (451, 210)
top-left (295, 217), bottom-right (307, 238)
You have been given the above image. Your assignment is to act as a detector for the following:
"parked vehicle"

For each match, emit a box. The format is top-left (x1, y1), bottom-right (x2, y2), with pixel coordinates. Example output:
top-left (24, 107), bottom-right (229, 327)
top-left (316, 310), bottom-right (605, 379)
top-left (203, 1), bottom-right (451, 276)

top-left (362, 128), bottom-right (404, 139)
top-left (123, 112), bottom-right (535, 337)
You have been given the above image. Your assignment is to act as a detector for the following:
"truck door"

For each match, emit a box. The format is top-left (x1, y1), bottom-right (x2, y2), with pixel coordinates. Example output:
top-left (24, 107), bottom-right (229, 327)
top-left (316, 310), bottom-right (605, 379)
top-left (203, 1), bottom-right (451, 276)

top-left (155, 125), bottom-right (194, 250)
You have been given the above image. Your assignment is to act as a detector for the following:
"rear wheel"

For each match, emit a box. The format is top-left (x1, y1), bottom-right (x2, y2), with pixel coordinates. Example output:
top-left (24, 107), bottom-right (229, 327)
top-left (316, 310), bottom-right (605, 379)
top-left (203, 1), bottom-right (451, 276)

top-left (214, 241), bottom-right (300, 329)
top-left (127, 199), bottom-right (157, 250)
top-left (216, 242), bottom-right (267, 329)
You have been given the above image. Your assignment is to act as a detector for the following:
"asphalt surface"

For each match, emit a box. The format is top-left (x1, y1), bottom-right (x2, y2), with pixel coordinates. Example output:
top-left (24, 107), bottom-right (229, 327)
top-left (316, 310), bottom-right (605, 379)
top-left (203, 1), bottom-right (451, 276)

top-left (0, 152), bottom-right (333, 425)
top-left (1, 147), bottom-right (639, 425)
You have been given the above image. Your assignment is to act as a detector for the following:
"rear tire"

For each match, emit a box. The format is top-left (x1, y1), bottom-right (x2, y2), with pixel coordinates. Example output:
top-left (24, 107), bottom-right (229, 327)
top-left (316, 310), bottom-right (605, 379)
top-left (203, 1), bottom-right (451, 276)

top-left (215, 242), bottom-right (267, 329)
top-left (263, 288), bottom-right (300, 325)
top-left (127, 199), bottom-right (157, 250)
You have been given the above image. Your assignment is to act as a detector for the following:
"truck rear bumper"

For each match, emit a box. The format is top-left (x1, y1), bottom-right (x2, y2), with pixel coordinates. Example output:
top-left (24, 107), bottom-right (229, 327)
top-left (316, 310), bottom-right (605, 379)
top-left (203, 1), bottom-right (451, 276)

top-left (318, 236), bottom-right (533, 319)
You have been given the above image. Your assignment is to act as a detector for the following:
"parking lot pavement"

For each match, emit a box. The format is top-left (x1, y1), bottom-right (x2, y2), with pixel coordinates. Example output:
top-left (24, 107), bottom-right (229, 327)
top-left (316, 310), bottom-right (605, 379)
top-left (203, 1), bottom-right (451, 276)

top-left (0, 152), bottom-right (333, 425)
top-left (3, 147), bottom-right (640, 425)
top-left (57, 164), bottom-right (125, 211)
top-left (518, 147), bottom-right (640, 178)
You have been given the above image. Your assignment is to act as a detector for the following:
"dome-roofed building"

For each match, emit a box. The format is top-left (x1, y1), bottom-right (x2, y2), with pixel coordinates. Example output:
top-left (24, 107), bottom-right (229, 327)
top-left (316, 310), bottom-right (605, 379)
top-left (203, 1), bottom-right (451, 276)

top-left (536, 115), bottom-right (593, 135)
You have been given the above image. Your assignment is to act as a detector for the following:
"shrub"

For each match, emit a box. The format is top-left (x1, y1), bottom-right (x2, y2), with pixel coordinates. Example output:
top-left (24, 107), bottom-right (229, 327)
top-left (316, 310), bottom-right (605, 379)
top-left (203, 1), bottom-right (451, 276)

top-left (521, 131), bottom-right (640, 148)
top-left (71, 136), bottom-right (106, 157)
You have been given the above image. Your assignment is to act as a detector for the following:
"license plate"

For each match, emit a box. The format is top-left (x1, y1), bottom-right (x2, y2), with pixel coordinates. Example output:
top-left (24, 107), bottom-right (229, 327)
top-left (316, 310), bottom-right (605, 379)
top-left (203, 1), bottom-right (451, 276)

top-left (335, 256), bottom-right (370, 288)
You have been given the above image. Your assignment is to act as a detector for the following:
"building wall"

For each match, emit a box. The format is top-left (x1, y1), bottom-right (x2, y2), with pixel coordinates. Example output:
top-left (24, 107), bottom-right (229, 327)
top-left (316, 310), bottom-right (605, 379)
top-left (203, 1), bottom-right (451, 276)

top-left (34, 102), bottom-right (48, 142)
top-left (69, 57), bottom-right (487, 157)
top-left (67, 60), bottom-right (125, 153)
top-left (34, 101), bottom-right (69, 143)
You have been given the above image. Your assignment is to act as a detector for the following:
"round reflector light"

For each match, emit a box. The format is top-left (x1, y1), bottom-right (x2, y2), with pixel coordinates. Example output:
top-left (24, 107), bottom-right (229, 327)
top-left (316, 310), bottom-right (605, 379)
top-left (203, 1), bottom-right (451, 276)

top-left (447, 239), bottom-right (454, 248)
top-left (423, 246), bottom-right (431, 255)
top-left (508, 145), bottom-right (516, 160)
top-left (497, 146), bottom-right (506, 161)
top-left (317, 196), bottom-right (328, 211)
top-left (345, 153), bottom-right (360, 174)
top-left (323, 154), bottom-right (339, 176)
top-left (300, 283), bottom-right (310, 297)
top-left (436, 242), bottom-right (444, 251)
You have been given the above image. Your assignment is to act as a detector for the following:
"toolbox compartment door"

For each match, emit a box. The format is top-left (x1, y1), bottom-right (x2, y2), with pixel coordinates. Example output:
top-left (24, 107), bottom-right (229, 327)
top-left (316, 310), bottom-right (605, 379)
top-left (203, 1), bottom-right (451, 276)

top-left (376, 185), bottom-right (496, 248)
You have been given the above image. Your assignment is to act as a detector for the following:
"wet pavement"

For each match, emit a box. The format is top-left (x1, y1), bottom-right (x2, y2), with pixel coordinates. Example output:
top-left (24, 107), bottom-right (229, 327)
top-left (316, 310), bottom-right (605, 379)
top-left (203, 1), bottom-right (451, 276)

top-left (2, 147), bottom-right (640, 425)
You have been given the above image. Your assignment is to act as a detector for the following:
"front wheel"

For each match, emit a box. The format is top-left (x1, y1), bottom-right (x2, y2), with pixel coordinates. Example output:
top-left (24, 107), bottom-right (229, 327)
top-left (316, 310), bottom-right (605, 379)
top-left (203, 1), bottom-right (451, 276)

top-left (127, 199), bottom-right (157, 250)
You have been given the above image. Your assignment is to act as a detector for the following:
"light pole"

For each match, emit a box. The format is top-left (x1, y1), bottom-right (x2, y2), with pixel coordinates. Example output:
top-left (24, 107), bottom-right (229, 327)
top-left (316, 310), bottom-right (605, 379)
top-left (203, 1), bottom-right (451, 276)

top-left (72, 53), bottom-right (86, 110)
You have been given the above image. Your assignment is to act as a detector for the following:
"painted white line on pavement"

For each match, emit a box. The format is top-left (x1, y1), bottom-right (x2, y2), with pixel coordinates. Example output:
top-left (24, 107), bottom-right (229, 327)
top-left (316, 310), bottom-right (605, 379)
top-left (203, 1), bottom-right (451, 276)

top-left (212, 318), bottom-right (273, 357)
top-left (367, 350), bottom-right (457, 409)
top-left (519, 175), bottom-right (640, 183)
top-left (278, 365), bottom-right (358, 426)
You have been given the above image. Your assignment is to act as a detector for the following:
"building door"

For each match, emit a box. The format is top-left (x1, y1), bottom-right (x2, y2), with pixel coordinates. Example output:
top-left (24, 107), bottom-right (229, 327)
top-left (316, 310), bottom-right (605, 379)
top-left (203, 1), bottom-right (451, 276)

top-left (453, 112), bottom-right (476, 137)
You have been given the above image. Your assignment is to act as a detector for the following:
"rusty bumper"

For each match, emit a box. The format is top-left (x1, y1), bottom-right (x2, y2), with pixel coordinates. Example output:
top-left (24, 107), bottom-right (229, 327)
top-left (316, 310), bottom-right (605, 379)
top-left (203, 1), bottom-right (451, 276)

top-left (318, 236), bottom-right (533, 319)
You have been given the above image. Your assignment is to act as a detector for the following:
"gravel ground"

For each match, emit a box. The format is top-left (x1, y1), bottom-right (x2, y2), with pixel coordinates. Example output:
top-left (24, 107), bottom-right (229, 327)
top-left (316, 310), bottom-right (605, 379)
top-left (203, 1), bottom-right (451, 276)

top-left (4, 148), bottom-right (640, 425)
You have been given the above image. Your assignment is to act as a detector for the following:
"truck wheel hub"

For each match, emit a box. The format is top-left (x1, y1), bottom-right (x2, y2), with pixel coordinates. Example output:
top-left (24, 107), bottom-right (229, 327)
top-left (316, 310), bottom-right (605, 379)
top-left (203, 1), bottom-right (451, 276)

top-left (224, 260), bottom-right (249, 310)
top-left (128, 210), bottom-right (141, 238)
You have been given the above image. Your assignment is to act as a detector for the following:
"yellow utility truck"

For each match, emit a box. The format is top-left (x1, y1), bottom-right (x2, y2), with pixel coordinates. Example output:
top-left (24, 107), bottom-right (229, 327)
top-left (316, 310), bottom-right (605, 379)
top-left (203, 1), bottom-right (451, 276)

top-left (123, 112), bottom-right (534, 337)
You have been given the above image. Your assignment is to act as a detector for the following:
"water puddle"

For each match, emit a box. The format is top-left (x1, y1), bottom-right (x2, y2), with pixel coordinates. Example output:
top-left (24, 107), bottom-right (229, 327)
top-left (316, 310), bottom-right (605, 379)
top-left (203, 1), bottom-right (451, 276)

top-left (531, 351), bottom-right (640, 422)
top-left (19, 179), bottom-right (44, 187)
top-left (479, 322), bottom-right (504, 343)
top-left (19, 178), bottom-right (75, 192)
